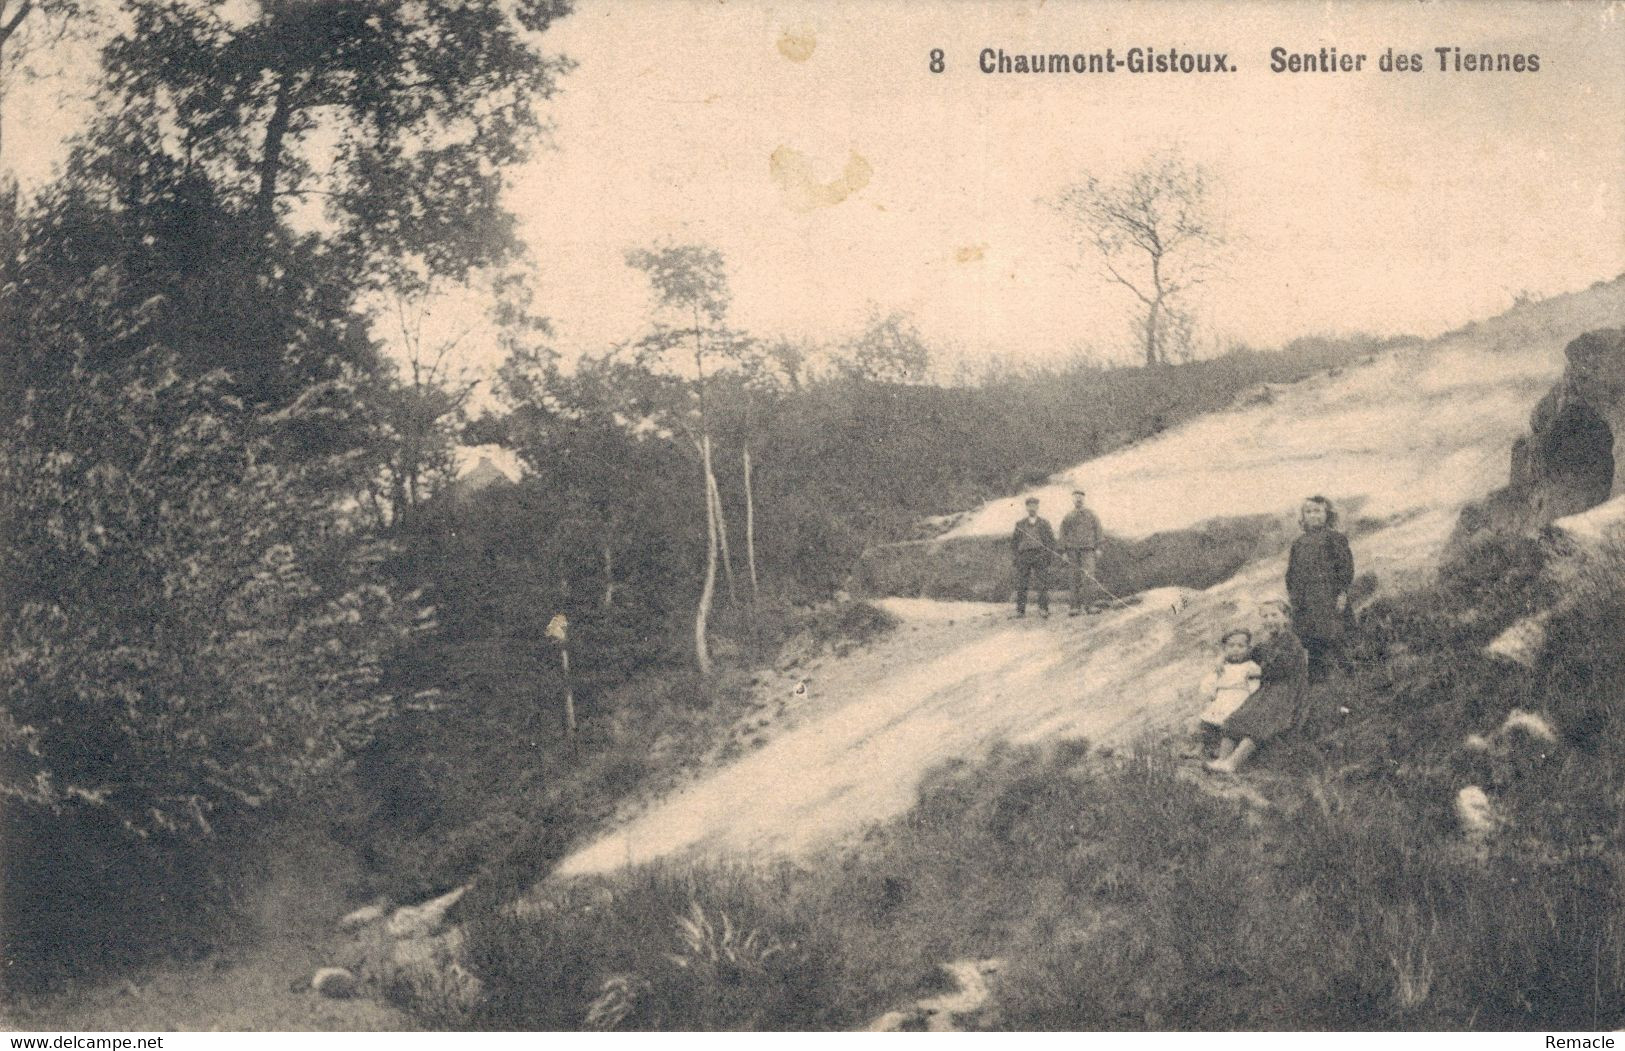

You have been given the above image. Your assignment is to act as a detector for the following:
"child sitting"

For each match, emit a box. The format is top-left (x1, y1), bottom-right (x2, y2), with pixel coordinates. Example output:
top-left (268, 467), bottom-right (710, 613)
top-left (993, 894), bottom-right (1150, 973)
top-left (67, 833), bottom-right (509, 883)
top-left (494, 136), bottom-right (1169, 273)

top-left (1194, 628), bottom-right (1261, 758)
top-left (1207, 600), bottom-right (1310, 775)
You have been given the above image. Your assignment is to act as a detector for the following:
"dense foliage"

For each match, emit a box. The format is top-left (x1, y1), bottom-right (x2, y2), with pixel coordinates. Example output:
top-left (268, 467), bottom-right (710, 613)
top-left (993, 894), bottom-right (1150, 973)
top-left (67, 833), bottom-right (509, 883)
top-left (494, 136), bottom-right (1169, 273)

top-left (0, 0), bottom-right (572, 982)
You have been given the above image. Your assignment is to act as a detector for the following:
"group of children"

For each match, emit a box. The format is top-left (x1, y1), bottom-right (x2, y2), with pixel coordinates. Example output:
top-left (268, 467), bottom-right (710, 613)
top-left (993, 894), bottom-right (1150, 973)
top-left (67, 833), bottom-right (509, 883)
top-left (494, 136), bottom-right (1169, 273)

top-left (1011, 489), bottom-right (1357, 775)
top-left (1189, 495), bottom-right (1356, 774)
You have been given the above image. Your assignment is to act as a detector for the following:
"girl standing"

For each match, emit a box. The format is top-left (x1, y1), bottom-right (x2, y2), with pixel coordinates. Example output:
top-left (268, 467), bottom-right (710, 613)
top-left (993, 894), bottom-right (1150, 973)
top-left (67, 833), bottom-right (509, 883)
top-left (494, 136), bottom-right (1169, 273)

top-left (1286, 495), bottom-right (1355, 682)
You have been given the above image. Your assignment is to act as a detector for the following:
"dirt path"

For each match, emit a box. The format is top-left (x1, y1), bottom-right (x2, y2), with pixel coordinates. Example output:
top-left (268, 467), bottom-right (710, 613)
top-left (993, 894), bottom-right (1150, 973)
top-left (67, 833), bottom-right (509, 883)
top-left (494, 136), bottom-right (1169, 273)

top-left (3, 836), bottom-right (413, 1032)
top-left (559, 506), bottom-right (1461, 877)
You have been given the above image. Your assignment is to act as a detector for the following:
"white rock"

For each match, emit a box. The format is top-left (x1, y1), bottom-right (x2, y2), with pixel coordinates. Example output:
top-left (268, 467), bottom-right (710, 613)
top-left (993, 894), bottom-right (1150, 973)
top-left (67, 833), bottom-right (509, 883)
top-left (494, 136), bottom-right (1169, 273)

top-left (312, 966), bottom-right (358, 999)
top-left (1501, 708), bottom-right (1557, 744)
top-left (1455, 785), bottom-right (1500, 839)
top-left (337, 903), bottom-right (388, 931)
top-left (1551, 494), bottom-right (1625, 548)
top-left (385, 884), bottom-right (469, 939)
top-left (1484, 613), bottom-right (1549, 669)
top-left (866, 958), bottom-right (1006, 1033)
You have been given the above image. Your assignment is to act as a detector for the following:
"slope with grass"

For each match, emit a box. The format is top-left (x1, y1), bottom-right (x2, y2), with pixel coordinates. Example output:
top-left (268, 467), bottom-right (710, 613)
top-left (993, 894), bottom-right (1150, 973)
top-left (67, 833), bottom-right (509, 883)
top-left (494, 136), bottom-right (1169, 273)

top-left (557, 278), bottom-right (1625, 876)
top-left (425, 285), bottom-right (1625, 1033)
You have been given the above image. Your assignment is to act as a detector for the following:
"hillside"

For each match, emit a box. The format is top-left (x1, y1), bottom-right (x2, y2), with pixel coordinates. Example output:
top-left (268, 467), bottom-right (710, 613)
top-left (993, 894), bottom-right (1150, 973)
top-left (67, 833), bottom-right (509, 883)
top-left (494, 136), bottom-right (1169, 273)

top-left (557, 277), bottom-right (1625, 874)
top-left (396, 283), bottom-right (1625, 1033)
top-left (16, 279), bottom-right (1623, 1032)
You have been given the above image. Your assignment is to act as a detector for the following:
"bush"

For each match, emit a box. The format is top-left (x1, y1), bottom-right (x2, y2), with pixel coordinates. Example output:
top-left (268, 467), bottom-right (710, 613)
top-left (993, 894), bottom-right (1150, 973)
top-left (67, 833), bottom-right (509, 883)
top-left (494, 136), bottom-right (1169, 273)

top-left (413, 864), bottom-right (850, 1030)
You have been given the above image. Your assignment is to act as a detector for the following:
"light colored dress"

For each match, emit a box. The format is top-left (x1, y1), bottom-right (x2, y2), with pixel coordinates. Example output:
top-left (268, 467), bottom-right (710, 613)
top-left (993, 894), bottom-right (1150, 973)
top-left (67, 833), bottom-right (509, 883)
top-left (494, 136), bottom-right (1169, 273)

top-left (1223, 630), bottom-right (1310, 743)
top-left (1199, 659), bottom-right (1261, 726)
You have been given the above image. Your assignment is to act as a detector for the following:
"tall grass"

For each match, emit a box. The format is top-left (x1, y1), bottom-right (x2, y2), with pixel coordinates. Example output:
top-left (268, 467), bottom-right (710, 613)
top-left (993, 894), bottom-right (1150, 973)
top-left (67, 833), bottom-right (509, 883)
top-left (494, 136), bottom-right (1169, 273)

top-left (404, 534), bottom-right (1625, 1031)
top-left (411, 863), bottom-right (850, 1030)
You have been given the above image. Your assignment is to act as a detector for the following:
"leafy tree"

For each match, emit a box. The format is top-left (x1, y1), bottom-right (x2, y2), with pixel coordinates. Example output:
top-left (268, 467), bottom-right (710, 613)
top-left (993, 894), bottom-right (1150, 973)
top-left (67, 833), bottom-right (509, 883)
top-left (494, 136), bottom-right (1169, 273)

top-left (0, 1), bottom-right (574, 970)
top-left (101, 0), bottom-right (573, 288)
top-left (0, 114), bottom-right (389, 438)
top-left (625, 243), bottom-right (744, 673)
top-left (839, 307), bottom-right (931, 384)
top-left (0, 266), bottom-right (420, 839)
top-left (1054, 150), bottom-right (1226, 367)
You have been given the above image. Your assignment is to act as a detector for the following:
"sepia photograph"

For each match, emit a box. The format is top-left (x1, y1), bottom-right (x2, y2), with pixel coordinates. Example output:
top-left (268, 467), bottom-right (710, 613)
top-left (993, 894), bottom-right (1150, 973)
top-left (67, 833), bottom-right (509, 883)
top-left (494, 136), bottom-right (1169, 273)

top-left (1, 0), bottom-right (1622, 1036)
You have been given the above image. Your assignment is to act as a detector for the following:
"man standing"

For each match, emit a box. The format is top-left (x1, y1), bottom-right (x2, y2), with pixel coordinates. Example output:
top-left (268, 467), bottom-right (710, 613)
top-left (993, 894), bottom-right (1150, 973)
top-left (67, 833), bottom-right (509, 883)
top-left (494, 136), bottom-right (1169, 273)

top-left (1060, 489), bottom-right (1103, 616)
top-left (1011, 496), bottom-right (1056, 618)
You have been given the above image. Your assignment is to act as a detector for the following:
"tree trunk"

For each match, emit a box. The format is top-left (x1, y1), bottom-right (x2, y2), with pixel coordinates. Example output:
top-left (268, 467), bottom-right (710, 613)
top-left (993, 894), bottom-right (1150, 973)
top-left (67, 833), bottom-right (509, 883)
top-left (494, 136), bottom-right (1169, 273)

top-left (743, 443), bottom-right (759, 605)
top-left (709, 464), bottom-right (738, 608)
top-left (601, 540), bottom-right (617, 608)
top-left (1144, 299), bottom-right (1161, 368)
top-left (254, 68), bottom-right (297, 237)
top-left (0, 1), bottom-right (38, 174)
top-left (694, 434), bottom-right (717, 674)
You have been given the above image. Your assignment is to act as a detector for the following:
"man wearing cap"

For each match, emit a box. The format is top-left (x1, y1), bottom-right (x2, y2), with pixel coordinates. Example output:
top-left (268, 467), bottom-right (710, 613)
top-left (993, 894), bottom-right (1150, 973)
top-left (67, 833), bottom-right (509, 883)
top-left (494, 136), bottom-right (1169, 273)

top-left (1060, 489), bottom-right (1103, 616)
top-left (1010, 496), bottom-right (1056, 618)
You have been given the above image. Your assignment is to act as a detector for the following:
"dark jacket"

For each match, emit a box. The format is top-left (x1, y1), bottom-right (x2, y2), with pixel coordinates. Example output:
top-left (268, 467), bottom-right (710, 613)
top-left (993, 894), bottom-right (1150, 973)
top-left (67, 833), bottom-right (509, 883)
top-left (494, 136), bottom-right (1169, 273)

top-left (1060, 507), bottom-right (1103, 550)
top-left (1011, 515), bottom-right (1056, 560)
top-left (1222, 628), bottom-right (1309, 742)
top-left (1286, 527), bottom-right (1355, 643)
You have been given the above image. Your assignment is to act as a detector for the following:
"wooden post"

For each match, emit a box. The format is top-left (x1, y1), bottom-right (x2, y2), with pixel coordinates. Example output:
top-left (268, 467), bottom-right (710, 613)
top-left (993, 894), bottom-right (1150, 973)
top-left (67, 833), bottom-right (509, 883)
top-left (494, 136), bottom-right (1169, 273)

top-left (561, 643), bottom-right (577, 743)
top-left (546, 612), bottom-right (576, 749)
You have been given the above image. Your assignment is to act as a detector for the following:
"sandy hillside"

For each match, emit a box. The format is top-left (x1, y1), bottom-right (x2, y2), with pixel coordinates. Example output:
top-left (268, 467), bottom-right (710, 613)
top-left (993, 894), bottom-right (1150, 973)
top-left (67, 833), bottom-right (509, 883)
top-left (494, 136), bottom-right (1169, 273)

top-left (558, 284), bottom-right (1625, 877)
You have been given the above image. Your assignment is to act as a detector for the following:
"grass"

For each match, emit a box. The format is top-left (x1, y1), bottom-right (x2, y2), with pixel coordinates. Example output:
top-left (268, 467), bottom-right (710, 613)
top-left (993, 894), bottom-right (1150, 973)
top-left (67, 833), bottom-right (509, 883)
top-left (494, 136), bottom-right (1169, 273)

top-left (402, 863), bottom-right (852, 1030)
top-left (853, 512), bottom-right (1290, 603)
top-left (399, 531), bottom-right (1625, 1032)
top-left (340, 599), bottom-right (901, 911)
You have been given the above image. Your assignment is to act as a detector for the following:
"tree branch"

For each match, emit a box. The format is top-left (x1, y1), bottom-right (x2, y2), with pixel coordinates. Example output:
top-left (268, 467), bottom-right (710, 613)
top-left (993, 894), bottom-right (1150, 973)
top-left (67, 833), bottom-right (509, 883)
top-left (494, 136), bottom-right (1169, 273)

top-left (0, 0), bottom-right (34, 44)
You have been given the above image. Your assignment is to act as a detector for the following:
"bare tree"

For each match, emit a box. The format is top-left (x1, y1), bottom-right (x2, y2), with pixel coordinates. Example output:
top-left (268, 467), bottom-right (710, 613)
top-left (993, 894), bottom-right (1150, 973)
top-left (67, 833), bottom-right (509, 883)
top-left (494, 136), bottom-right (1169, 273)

top-left (626, 243), bottom-right (736, 674)
top-left (1055, 150), bottom-right (1225, 368)
top-left (366, 290), bottom-right (482, 526)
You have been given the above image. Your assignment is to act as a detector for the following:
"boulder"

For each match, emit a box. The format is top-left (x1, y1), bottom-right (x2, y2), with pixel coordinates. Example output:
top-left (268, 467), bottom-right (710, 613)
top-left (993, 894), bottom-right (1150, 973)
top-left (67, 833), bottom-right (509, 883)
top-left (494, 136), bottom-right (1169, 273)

top-left (385, 884), bottom-right (468, 940)
top-left (337, 902), bottom-right (389, 931)
top-left (1454, 786), bottom-right (1500, 840)
top-left (335, 927), bottom-right (479, 1016)
top-left (312, 966), bottom-right (358, 999)
top-left (1484, 613), bottom-right (1549, 669)
top-left (1454, 328), bottom-right (1624, 545)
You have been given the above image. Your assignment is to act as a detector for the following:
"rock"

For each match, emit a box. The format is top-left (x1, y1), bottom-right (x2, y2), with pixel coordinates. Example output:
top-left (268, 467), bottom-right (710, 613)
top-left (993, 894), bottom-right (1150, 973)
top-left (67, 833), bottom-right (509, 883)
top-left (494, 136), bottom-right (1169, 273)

top-left (340, 912), bottom-right (481, 1016)
top-left (866, 958), bottom-right (1007, 1032)
top-left (1455, 785), bottom-right (1500, 840)
top-left (312, 966), bottom-right (358, 999)
top-left (1551, 494), bottom-right (1625, 549)
top-left (385, 884), bottom-right (469, 939)
top-left (1484, 614), bottom-right (1549, 668)
top-left (1501, 708), bottom-right (1557, 745)
top-left (337, 902), bottom-right (389, 931)
top-left (1452, 328), bottom-right (1624, 546)
top-left (386, 927), bottom-right (482, 1012)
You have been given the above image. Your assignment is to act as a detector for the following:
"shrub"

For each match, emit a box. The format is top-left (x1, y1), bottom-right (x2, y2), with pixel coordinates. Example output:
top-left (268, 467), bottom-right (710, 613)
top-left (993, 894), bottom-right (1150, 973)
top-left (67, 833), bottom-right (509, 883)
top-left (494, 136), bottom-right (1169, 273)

top-left (422, 863), bottom-right (849, 1030)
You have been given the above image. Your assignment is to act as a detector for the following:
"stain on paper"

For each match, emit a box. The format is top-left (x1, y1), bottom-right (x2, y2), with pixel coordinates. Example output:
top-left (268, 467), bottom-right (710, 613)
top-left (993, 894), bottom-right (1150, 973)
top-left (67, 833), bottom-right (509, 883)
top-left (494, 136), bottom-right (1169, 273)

top-left (778, 26), bottom-right (816, 62)
top-left (955, 244), bottom-right (986, 264)
top-left (770, 147), bottom-right (872, 212)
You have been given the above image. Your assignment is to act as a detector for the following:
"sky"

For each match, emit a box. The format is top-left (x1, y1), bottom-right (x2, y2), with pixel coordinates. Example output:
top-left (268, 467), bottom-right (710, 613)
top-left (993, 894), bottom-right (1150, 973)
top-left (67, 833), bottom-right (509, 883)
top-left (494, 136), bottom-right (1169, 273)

top-left (6, 0), bottom-right (1624, 375)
